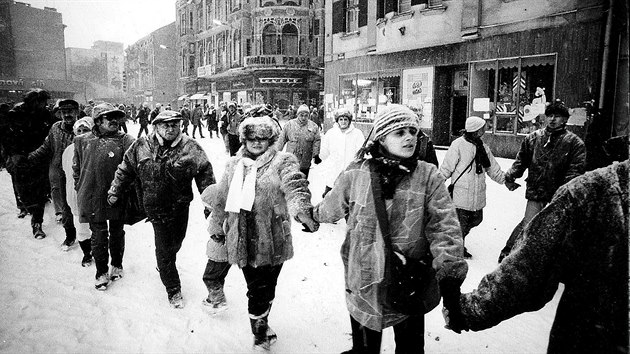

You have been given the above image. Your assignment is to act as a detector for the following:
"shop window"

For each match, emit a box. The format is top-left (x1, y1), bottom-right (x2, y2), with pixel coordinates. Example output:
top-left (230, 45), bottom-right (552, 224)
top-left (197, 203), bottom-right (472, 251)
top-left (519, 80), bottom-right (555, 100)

top-left (282, 24), bottom-right (299, 55)
top-left (346, 0), bottom-right (359, 33)
top-left (399, 0), bottom-right (411, 13)
top-left (262, 24), bottom-right (278, 55)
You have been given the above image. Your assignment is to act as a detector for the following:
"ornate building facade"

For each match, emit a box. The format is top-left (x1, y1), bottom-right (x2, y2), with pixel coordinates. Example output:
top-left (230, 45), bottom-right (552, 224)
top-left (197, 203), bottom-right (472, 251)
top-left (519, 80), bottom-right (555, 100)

top-left (176, 0), bottom-right (324, 109)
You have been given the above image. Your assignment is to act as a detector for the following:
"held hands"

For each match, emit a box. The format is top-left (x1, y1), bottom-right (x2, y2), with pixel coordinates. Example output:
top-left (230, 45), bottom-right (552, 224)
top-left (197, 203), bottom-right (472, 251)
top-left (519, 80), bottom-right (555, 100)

top-left (313, 155), bottom-right (322, 165)
top-left (210, 234), bottom-right (226, 244)
top-left (505, 180), bottom-right (521, 191)
top-left (295, 210), bottom-right (319, 233)
top-left (107, 195), bottom-right (118, 206)
top-left (440, 278), bottom-right (468, 334)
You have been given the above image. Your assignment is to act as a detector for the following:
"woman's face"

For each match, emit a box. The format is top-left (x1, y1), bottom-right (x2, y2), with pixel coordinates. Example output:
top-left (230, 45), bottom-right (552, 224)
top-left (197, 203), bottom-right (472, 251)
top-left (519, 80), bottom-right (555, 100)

top-left (337, 116), bottom-right (351, 130)
top-left (74, 125), bottom-right (91, 136)
top-left (245, 137), bottom-right (271, 157)
top-left (380, 127), bottom-right (418, 159)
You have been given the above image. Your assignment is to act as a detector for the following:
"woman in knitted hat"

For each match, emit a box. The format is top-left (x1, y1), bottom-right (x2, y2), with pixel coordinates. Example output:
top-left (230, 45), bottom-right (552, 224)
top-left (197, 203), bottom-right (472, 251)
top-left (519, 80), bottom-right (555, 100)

top-left (313, 104), bottom-right (468, 354)
top-left (439, 116), bottom-right (514, 258)
top-left (200, 113), bottom-right (318, 350)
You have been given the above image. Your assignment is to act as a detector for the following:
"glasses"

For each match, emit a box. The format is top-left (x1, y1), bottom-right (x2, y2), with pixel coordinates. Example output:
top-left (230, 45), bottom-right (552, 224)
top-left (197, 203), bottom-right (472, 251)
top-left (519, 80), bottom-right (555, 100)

top-left (246, 137), bottom-right (268, 143)
top-left (158, 122), bottom-right (181, 129)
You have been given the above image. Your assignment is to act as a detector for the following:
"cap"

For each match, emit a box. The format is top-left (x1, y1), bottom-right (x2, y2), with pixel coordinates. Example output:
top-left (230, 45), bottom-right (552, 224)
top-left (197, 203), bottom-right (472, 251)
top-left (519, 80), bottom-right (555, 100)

top-left (465, 116), bottom-right (486, 132)
top-left (372, 104), bottom-right (420, 141)
top-left (152, 110), bottom-right (183, 125)
top-left (296, 104), bottom-right (310, 114)
top-left (92, 102), bottom-right (126, 120)
top-left (57, 99), bottom-right (80, 110)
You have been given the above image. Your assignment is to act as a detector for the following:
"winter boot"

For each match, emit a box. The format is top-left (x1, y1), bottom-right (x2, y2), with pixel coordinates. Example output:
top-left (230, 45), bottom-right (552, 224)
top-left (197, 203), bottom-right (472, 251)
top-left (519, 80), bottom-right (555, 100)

top-left (95, 273), bottom-right (110, 290)
top-left (250, 316), bottom-right (271, 351)
top-left (202, 287), bottom-right (227, 313)
top-left (110, 266), bottom-right (124, 281)
top-left (17, 209), bottom-right (28, 218)
top-left (55, 213), bottom-right (63, 223)
top-left (32, 223), bottom-right (46, 239)
top-left (79, 240), bottom-right (93, 267)
top-left (61, 227), bottom-right (77, 251)
top-left (168, 291), bottom-right (185, 309)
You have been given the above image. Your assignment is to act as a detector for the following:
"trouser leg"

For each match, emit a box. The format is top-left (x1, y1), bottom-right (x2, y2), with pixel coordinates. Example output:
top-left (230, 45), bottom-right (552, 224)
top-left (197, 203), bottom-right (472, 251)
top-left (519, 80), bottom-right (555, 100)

top-left (392, 315), bottom-right (425, 354)
top-left (90, 221), bottom-right (110, 277)
top-left (152, 208), bottom-right (189, 295)
top-left (108, 219), bottom-right (125, 269)
top-left (349, 315), bottom-right (382, 354)
top-left (202, 259), bottom-right (231, 292)
top-left (242, 264), bottom-right (283, 317)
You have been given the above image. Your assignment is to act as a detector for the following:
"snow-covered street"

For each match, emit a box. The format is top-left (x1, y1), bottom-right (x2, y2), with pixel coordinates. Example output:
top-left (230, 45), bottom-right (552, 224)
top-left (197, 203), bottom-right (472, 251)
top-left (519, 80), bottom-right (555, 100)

top-left (0, 123), bottom-right (562, 353)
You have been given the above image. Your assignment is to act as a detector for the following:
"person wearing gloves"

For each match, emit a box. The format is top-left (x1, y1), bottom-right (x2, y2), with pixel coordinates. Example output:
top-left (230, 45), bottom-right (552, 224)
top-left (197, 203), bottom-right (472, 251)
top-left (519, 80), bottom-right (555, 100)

top-left (319, 107), bottom-right (365, 198)
top-left (313, 104), bottom-right (468, 354)
top-left (443, 159), bottom-right (629, 354)
top-left (73, 103), bottom-right (135, 290)
top-left (276, 104), bottom-right (321, 178)
top-left (439, 116), bottom-right (513, 258)
top-left (201, 111), bottom-right (318, 350)
top-left (61, 117), bottom-right (95, 266)
top-left (107, 110), bottom-right (215, 308)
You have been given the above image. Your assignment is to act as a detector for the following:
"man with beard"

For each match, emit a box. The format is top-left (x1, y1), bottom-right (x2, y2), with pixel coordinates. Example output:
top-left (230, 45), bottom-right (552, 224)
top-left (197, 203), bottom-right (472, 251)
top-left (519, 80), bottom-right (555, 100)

top-left (2, 89), bottom-right (55, 238)
top-left (29, 99), bottom-right (82, 249)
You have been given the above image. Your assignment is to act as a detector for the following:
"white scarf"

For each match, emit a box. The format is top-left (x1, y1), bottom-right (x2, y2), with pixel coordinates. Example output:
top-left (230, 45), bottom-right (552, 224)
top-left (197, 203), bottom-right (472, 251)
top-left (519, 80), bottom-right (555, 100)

top-left (225, 157), bottom-right (257, 213)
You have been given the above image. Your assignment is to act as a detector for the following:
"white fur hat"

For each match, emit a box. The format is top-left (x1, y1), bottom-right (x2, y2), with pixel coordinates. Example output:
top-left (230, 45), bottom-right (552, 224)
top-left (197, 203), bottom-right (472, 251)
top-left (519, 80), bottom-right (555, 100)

top-left (296, 104), bottom-right (310, 114)
top-left (465, 116), bottom-right (486, 132)
top-left (238, 115), bottom-right (281, 144)
top-left (373, 104), bottom-right (420, 141)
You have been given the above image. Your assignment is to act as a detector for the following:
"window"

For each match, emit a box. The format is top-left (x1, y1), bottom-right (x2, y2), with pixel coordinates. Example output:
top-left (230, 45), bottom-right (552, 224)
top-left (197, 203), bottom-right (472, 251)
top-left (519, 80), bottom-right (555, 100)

top-left (197, 5), bottom-right (203, 33)
top-left (262, 24), bottom-right (278, 55)
top-left (188, 56), bottom-right (195, 77)
top-left (181, 48), bottom-right (186, 75)
top-left (399, 0), bottom-right (411, 13)
top-left (346, 0), bottom-right (359, 33)
top-left (281, 24), bottom-right (298, 55)
top-left (246, 39), bottom-right (251, 56)
top-left (206, 0), bottom-right (213, 30)
top-left (180, 13), bottom-right (187, 35)
top-left (189, 12), bottom-right (193, 32)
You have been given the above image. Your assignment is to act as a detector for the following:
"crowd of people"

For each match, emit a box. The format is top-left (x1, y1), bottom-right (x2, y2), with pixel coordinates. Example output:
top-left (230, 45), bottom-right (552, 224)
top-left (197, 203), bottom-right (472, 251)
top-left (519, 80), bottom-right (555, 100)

top-left (0, 89), bottom-right (627, 353)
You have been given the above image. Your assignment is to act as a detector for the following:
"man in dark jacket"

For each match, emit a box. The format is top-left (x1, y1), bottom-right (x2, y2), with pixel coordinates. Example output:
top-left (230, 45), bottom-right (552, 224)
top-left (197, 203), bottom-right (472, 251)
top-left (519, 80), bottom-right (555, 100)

top-left (498, 100), bottom-right (585, 262)
top-left (108, 110), bottom-right (215, 308)
top-left (444, 159), bottom-right (629, 354)
top-left (149, 103), bottom-right (161, 124)
top-left (73, 103), bottom-right (135, 290)
top-left (136, 103), bottom-right (150, 138)
top-left (28, 99), bottom-right (80, 249)
top-left (2, 89), bottom-right (54, 238)
top-left (191, 103), bottom-right (204, 139)
top-left (180, 105), bottom-right (191, 136)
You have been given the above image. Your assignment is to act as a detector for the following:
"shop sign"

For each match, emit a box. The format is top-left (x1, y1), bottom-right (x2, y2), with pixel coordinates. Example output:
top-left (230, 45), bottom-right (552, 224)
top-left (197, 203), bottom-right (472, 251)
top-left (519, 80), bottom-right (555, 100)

top-left (244, 55), bottom-right (310, 68)
top-left (232, 81), bottom-right (247, 89)
top-left (259, 78), bottom-right (302, 84)
top-left (0, 78), bottom-right (46, 88)
top-left (216, 81), bottom-right (230, 91)
top-left (197, 65), bottom-right (215, 78)
top-left (402, 67), bottom-right (434, 128)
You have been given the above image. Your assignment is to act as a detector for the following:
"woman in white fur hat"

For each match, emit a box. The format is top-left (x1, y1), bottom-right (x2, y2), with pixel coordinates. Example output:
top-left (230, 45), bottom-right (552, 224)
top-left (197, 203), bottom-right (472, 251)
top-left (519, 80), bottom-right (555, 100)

top-left (439, 116), bottom-right (513, 258)
top-left (313, 104), bottom-right (467, 354)
top-left (201, 110), bottom-right (318, 350)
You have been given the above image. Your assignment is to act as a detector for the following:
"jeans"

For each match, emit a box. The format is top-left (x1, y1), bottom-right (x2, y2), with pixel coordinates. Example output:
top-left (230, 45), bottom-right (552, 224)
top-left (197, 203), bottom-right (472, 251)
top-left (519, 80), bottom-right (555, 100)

top-left (455, 208), bottom-right (483, 240)
top-left (137, 124), bottom-right (149, 138)
top-left (243, 264), bottom-right (283, 317)
top-left (349, 314), bottom-right (425, 354)
top-left (89, 220), bottom-right (125, 277)
top-left (501, 200), bottom-right (547, 255)
top-left (151, 207), bottom-right (189, 295)
top-left (202, 260), bottom-right (231, 291)
top-left (192, 123), bottom-right (204, 138)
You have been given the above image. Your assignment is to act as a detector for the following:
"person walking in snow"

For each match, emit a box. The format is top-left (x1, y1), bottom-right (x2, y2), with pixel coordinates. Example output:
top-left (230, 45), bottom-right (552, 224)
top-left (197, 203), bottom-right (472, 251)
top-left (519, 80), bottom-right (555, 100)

top-left (443, 157), bottom-right (629, 354)
top-left (224, 101), bottom-right (243, 155)
top-left (276, 104), bottom-right (321, 178)
top-left (149, 103), bottom-right (161, 125)
top-left (108, 110), bottom-right (215, 308)
top-left (73, 103), bottom-right (135, 290)
top-left (136, 103), bottom-right (150, 138)
top-left (205, 104), bottom-right (218, 138)
top-left (180, 104), bottom-right (191, 136)
top-left (191, 103), bottom-right (205, 139)
top-left (28, 99), bottom-right (82, 250)
top-left (201, 110), bottom-right (318, 350)
top-left (319, 107), bottom-right (364, 198)
top-left (2, 89), bottom-right (55, 238)
top-left (497, 100), bottom-right (585, 263)
top-left (62, 117), bottom-right (95, 267)
top-left (312, 104), bottom-right (468, 354)
top-left (439, 116), bottom-right (515, 259)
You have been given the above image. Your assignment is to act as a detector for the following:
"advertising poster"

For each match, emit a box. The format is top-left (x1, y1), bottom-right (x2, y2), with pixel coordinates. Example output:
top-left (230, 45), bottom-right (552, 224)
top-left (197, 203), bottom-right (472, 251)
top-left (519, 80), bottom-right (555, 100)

top-left (402, 67), bottom-right (434, 129)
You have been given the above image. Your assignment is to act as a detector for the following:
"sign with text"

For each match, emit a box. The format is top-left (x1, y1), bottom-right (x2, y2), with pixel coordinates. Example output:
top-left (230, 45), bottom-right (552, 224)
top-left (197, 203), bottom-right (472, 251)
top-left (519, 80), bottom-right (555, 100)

top-left (258, 77), bottom-right (303, 84)
top-left (402, 66), bottom-right (434, 128)
top-left (244, 55), bottom-right (311, 68)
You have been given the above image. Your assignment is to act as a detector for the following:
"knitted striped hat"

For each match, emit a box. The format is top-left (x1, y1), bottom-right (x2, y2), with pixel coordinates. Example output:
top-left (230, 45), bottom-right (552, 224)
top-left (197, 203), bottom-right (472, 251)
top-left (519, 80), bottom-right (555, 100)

top-left (372, 104), bottom-right (420, 141)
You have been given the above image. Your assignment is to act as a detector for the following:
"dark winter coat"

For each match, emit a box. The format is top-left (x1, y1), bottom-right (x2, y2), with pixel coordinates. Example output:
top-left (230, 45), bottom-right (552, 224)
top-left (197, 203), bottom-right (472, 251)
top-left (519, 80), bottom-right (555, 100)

top-left (2, 105), bottom-right (54, 207)
top-left (314, 159), bottom-right (468, 331)
top-left (506, 127), bottom-right (585, 202)
top-left (108, 131), bottom-right (215, 221)
top-left (73, 129), bottom-right (135, 223)
top-left (417, 130), bottom-right (439, 167)
top-left (191, 107), bottom-right (204, 125)
top-left (180, 107), bottom-right (191, 126)
top-left (28, 120), bottom-right (75, 191)
top-left (225, 110), bottom-right (242, 135)
top-left (460, 160), bottom-right (629, 354)
top-left (276, 118), bottom-right (321, 170)
top-left (137, 107), bottom-right (150, 126)
top-left (149, 108), bottom-right (160, 124)
top-left (205, 146), bottom-right (313, 268)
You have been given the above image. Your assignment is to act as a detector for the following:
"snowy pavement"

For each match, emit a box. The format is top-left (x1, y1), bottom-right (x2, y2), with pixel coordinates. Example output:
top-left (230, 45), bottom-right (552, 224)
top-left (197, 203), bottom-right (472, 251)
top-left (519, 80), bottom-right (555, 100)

top-left (0, 123), bottom-right (561, 353)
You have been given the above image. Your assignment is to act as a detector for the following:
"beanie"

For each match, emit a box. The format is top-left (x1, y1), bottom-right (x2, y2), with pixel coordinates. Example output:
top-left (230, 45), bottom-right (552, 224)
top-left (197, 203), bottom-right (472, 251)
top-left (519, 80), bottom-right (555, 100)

top-left (465, 116), bottom-right (486, 132)
top-left (334, 108), bottom-right (353, 122)
top-left (372, 104), bottom-right (420, 141)
top-left (296, 104), bottom-right (310, 114)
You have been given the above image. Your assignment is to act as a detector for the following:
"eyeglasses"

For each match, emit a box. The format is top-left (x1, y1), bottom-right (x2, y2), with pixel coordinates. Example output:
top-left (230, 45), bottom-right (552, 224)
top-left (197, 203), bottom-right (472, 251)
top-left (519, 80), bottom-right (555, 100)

top-left (246, 137), bottom-right (268, 143)
top-left (158, 122), bottom-right (181, 129)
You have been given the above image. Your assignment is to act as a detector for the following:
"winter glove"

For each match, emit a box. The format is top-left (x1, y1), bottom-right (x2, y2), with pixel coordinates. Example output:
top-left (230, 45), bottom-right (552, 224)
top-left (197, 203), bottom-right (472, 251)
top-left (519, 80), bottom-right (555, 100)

top-left (313, 155), bottom-right (322, 165)
top-left (107, 195), bottom-right (119, 206)
top-left (505, 180), bottom-right (521, 191)
top-left (440, 277), bottom-right (468, 334)
top-left (295, 209), bottom-right (319, 233)
top-left (503, 171), bottom-right (515, 184)
top-left (210, 234), bottom-right (225, 244)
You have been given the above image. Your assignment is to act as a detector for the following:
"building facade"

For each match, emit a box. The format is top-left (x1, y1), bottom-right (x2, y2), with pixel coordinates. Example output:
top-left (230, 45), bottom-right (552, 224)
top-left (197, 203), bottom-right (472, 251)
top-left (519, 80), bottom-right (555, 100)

top-left (0, 0), bottom-right (82, 104)
top-left (124, 22), bottom-right (178, 109)
top-left (325, 0), bottom-right (628, 158)
top-left (176, 0), bottom-right (325, 109)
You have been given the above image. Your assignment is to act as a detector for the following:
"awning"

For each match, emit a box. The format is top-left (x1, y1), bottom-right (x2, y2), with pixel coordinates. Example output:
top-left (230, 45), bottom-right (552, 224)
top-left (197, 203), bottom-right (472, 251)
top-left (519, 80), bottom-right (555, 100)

top-left (177, 94), bottom-right (189, 100)
top-left (190, 92), bottom-right (206, 100)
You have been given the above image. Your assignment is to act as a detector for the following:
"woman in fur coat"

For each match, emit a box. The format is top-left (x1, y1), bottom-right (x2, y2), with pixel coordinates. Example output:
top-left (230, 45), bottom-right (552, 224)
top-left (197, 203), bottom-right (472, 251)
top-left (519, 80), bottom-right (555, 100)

top-left (201, 111), bottom-right (318, 350)
top-left (313, 104), bottom-right (468, 354)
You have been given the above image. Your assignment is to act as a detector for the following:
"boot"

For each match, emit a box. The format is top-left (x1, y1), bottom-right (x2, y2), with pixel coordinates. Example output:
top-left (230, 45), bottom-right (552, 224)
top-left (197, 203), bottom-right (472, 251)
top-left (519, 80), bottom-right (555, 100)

top-left (32, 223), bottom-right (46, 239)
top-left (61, 227), bottom-right (77, 251)
top-left (79, 240), bottom-right (93, 267)
top-left (250, 316), bottom-right (270, 351)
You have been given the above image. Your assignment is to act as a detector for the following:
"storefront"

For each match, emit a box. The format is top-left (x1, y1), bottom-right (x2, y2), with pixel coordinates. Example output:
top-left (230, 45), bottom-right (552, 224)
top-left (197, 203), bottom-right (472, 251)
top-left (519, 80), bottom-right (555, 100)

top-left (0, 77), bottom-right (83, 105)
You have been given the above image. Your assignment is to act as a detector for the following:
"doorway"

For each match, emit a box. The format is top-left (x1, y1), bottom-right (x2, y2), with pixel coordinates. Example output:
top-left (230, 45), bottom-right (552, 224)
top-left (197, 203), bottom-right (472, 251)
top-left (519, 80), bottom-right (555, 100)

top-left (433, 64), bottom-right (468, 146)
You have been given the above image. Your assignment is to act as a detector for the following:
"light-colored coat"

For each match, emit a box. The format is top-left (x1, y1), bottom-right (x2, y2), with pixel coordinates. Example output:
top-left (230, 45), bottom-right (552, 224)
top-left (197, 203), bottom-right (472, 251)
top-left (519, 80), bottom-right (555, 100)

top-left (314, 159), bottom-right (468, 331)
top-left (204, 146), bottom-right (313, 268)
top-left (440, 136), bottom-right (505, 212)
top-left (320, 123), bottom-right (365, 188)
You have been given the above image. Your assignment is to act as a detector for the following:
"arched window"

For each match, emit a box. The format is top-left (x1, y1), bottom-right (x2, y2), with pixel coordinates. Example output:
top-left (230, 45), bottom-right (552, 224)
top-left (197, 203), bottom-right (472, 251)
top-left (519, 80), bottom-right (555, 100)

top-left (282, 24), bottom-right (298, 55)
top-left (262, 24), bottom-right (278, 55)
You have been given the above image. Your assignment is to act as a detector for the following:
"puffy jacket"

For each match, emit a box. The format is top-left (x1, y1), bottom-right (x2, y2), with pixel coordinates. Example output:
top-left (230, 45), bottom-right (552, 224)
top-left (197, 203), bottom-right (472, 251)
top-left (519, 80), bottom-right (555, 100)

top-left (314, 159), bottom-right (468, 331)
top-left (277, 118), bottom-right (321, 169)
top-left (73, 129), bottom-right (135, 223)
top-left (461, 160), bottom-right (629, 354)
top-left (440, 136), bottom-right (505, 211)
top-left (204, 146), bottom-right (312, 268)
top-left (108, 131), bottom-right (215, 221)
top-left (319, 123), bottom-right (365, 188)
top-left (28, 120), bottom-right (75, 190)
top-left (507, 128), bottom-right (585, 202)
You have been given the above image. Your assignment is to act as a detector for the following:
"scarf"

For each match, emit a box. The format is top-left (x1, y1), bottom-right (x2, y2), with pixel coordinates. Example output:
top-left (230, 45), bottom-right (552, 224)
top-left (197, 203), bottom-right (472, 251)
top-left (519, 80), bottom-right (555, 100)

top-left (371, 145), bottom-right (418, 199)
top-left (225, 157), bottom-right (257, 213)
top-left (464, 133), bottom-right (491, 174)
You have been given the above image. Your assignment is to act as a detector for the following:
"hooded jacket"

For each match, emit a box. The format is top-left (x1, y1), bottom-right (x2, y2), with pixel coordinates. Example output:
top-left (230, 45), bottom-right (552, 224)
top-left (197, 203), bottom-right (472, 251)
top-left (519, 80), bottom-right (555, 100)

top-left (460, 160), bottom-right (629, 354)
top-left (314, 159), bottom-right (468, 331)
top-left (108, 131), bottom-right (215, 221)
top-left (319, 123), bottom-right (365, 188)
